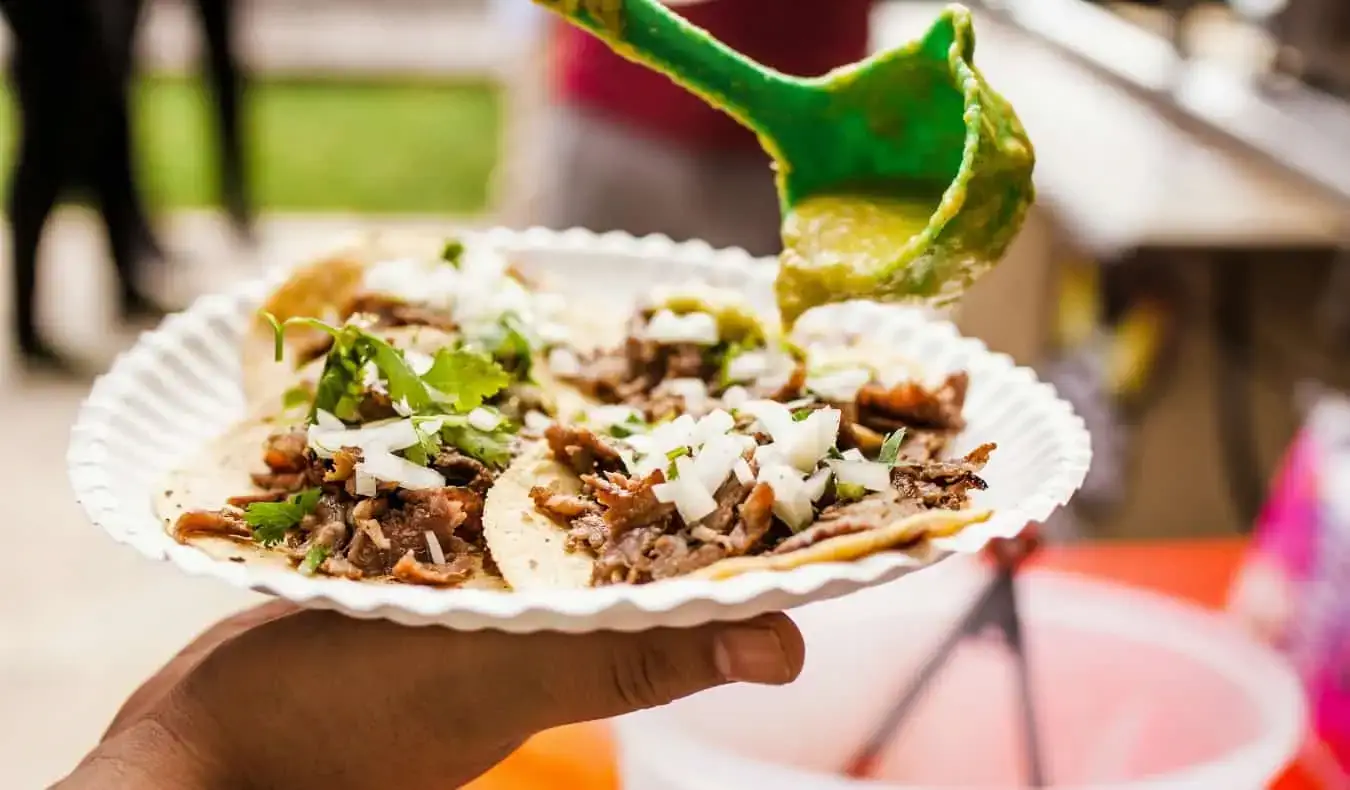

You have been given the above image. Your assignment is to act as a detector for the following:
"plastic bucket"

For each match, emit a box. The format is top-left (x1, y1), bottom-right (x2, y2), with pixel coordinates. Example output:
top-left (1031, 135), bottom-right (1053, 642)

top-left (615, 565), bottom-right (1305, 789)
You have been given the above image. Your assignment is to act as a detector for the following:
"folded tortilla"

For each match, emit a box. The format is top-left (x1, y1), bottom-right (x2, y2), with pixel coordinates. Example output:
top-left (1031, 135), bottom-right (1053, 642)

top-left (482, 440), bottom-right (992, 590)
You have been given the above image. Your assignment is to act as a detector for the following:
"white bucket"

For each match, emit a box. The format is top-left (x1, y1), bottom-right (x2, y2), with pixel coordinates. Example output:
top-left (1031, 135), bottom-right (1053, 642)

top-left (616, 564), bottom-right (1305, 789)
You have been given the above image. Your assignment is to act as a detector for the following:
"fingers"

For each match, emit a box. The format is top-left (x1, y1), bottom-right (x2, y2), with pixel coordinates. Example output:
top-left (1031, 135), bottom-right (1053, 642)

top-left (103, 600), bottom-right (301, 741)
top-left (469, 613), bottom-right (805, 735)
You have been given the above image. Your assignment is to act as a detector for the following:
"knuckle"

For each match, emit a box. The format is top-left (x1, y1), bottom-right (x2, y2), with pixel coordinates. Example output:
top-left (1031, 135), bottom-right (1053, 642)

top-left (610, 646), bottom-right (675, 711)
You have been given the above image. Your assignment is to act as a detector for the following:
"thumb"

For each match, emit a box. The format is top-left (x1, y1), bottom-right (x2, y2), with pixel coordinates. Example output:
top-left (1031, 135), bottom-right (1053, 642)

top-left (484, 613), bottom-right (805, 735)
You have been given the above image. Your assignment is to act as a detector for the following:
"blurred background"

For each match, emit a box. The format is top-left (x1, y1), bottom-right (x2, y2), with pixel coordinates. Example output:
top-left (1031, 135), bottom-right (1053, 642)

top-left (3, 0), bottom-right (1349, 787)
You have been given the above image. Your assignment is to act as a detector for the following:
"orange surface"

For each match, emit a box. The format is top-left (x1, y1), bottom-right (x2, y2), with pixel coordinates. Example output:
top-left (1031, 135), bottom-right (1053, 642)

top-left (468, 537), bottom-right (1319, 790)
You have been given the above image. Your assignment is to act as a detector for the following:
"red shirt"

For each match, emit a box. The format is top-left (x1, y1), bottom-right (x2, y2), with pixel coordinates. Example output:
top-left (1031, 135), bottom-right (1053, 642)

top-left (553, 0), bottom-right (873, 151)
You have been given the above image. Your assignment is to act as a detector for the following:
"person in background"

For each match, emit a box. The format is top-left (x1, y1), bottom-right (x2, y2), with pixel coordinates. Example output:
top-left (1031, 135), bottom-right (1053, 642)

top-left (536, 0), bottom-right (874, 257)
top-left (191, 0), bottom-right (254, 241)
top-left (1, 0), bottom-right (165, 373)
top-left (54, 601), bottom-right (803, 789)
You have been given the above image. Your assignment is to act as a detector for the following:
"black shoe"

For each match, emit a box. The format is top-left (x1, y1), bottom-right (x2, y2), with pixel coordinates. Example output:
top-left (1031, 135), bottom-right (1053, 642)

top-left (17, 339), bottom-right (87, 380)
top-left (119, 289), bottom-right (170, 324)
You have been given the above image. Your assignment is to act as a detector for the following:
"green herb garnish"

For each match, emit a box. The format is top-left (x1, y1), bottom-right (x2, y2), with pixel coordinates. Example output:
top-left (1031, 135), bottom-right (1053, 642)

top-left (443, 424), bottom-right (513, 469)
top-left (835, 482), bottom-right (867, 501)
top-left (244, 488), bottom-right (321, 547)
top-left (299, 543), bottom-right (330, 576)
top-left (490, 313), bottom-right (535, 380)
top-left (281, 384), bottom-right (312, 411)
top-left (441, 239), bottom-right (465, 267)
top-left (878, 428), bottom-right (908, 466)
top-left (792, 407), bottom-right (814, 422)
top-left (422, 347), bottom-right (511, 412)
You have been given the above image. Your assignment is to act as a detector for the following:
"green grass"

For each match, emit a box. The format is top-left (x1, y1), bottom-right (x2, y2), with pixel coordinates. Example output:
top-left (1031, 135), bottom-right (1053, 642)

top-left (0, 76), bottom-right (501, 214)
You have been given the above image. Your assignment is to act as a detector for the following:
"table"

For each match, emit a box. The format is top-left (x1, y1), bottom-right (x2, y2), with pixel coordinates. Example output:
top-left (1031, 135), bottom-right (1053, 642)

top-left (465, 538), bottom-right (1319, 789)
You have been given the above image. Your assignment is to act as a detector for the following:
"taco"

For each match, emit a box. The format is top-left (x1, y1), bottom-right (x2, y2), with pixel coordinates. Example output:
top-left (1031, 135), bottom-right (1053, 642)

top-left (487, 284), bottom-right (997, 589)
top-left (159, 319), bottom-right (570, 588)
top-left (243, 231), bottom-right (582, 406)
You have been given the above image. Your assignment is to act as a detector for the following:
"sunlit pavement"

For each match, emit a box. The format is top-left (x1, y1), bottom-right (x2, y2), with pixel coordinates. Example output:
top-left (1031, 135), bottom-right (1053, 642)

top-left (0, 209), bottom-right (477, 787)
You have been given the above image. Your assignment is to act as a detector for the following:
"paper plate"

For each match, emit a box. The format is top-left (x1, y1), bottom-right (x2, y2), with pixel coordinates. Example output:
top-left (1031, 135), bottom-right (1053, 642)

top-left (68, 227), bottom-right (1091, 633)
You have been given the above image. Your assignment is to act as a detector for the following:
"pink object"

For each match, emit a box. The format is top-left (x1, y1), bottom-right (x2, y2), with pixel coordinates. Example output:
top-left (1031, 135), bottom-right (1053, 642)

top-left (618, 567), bottom-right (1305, 788)
top-left (1234, 395), bottom-right (1350, 777)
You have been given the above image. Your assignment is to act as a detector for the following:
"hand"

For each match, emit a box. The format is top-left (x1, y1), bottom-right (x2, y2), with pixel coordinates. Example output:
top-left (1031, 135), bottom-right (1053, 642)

top-left (59, 601), bottom-right (804, 790)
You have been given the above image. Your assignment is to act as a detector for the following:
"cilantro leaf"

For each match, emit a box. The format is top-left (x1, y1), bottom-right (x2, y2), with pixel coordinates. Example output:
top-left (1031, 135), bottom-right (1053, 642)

top-left (443, 425), bottom-right (513, 468)
top-left (490, 313), bottom-right (535, 380)
top-left (281, 384), bottom-right (312, 411)
top-left (878, 428), bottom-right (908, 466)
top-left (365, 334), bottom-right (432, 411)
top-left (792, 407), bottom-right (814, 422)
top-left (244, 488), bottom-right (321, 547)
top-left (299, 543), bottom-right (330, 576)
top-left (422, 348), bottom-right (511, 412)
top-left (441, 238), bottom-right (465, 267)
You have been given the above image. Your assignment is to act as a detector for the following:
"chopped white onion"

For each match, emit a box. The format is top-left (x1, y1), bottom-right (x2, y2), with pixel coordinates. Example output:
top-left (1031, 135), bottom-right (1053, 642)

top-left (403, 350), bottom-right (435, 376)
top-left (392, 397), bottom-right (414, 417)
top-left (805, 467), bottom-right (833, 502)
top-left (806, 367), bottom-right (872, 402)
top-left (588, 405), bottom-right (642, 429)
top-left (547, 347), bottom-right (582, 377)
top-left (733, 457), bottom-right (755, 485)
top-left (644, 309), bottom-right (720, 345)
top-left (667, 378), bottom-right (711, 414)
top-left (692, 433), bottom-right (744, 493)
top-left (652, 456), bottom-right (718, 523)
top-left (738, 400), bottom-right (796, 443)
top-left (781, 409), bottom-right (842, 473)
top-left (467, 407), bottom-right (502, 432)
top-left (643, 414), bottom-right (697, 459)
top-left (721, 385), bottom-right (750, 408)
top-left (357, 450), bottom-right (446, 490)
top-left (308, 417), bottom-right (423, 459)
top-left (841, 448), bottom-right (866, 462)
top-left (354, 470), bottom-right (377, 497)
top-left (757, 463), bottom-right (813, 531)
top-left (725, 350), bottom-right (770, 383)
top-left (523, 410), bottom-right (552, 432)
top-left (692, 409), bottom-right (735, 445)
top-left (424, 531), bottom-right (446, 565)
top-left (828, 458), bottom-right (892, 492)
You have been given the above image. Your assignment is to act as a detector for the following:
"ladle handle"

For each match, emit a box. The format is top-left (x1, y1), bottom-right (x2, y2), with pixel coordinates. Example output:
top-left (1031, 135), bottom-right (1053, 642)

top-left (535, 0), bottom-right (807, 135)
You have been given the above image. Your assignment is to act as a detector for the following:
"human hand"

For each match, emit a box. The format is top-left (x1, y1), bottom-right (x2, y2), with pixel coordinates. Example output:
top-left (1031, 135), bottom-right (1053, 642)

top-left (59, 601), bottom-right (804, 790)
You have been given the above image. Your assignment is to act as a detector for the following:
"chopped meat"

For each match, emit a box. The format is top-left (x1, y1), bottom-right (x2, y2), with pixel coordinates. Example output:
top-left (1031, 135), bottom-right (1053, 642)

top-left (530, 486), bottom-right (600, 520)
top-left (225, 491), bottom-right (287, 508)
top-left (173, 509), bottom-right (250, 542)
top-left (326, 447), bottom-right (362, 483)
top-left (357, 392), bottom-right (399, 423)
top-left (390, 550), bottom-right (478, 587)
top-left (646, 533), bottom-right (726, 580)
top-left (401, 487), bottom-right (474, 543)
top-left (857, 372), bottom-right (969, 432)
top-left (345, 293), bottom-right (458, 333)
top-left (665, 344), bottom-right (707, 379)
top-left (751, 360), bottom-right (807, 402)
top-left (252, 430), bottom-right (322, 491)
top-left (566, 512), bottom-right (611, 554)
top-left (697, 476), bottom-right (752, 537)
top-left (771, 520), bottom-right (876, 555)
top-left (727, 482), bottom-right (775, 553)
top-left (891, 443), bottom-right (993, 509)
top-left (579, 470), bottom-right (674, 535)
top-left (262, 430), bottom-right (310, 473)
top-left (544, 423), bottom-right (624, 476)
top-left (432, 449), bottom-right (494, 493)
top-left (320, 554), bottom-right (366, 580)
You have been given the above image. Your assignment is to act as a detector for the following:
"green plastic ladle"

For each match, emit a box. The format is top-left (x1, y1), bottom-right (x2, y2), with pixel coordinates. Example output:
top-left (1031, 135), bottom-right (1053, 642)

top-left (535, 0), bottom-right (1035, 326)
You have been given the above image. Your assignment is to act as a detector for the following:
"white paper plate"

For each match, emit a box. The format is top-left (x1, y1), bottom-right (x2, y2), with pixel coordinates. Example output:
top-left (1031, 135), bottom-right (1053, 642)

top-left (68, 227), bottom-right (1091, 633)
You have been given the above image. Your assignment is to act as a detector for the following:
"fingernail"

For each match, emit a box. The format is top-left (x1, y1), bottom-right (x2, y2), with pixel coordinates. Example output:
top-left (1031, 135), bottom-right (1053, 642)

top-left (714, 626), bottom-right (791, 684)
